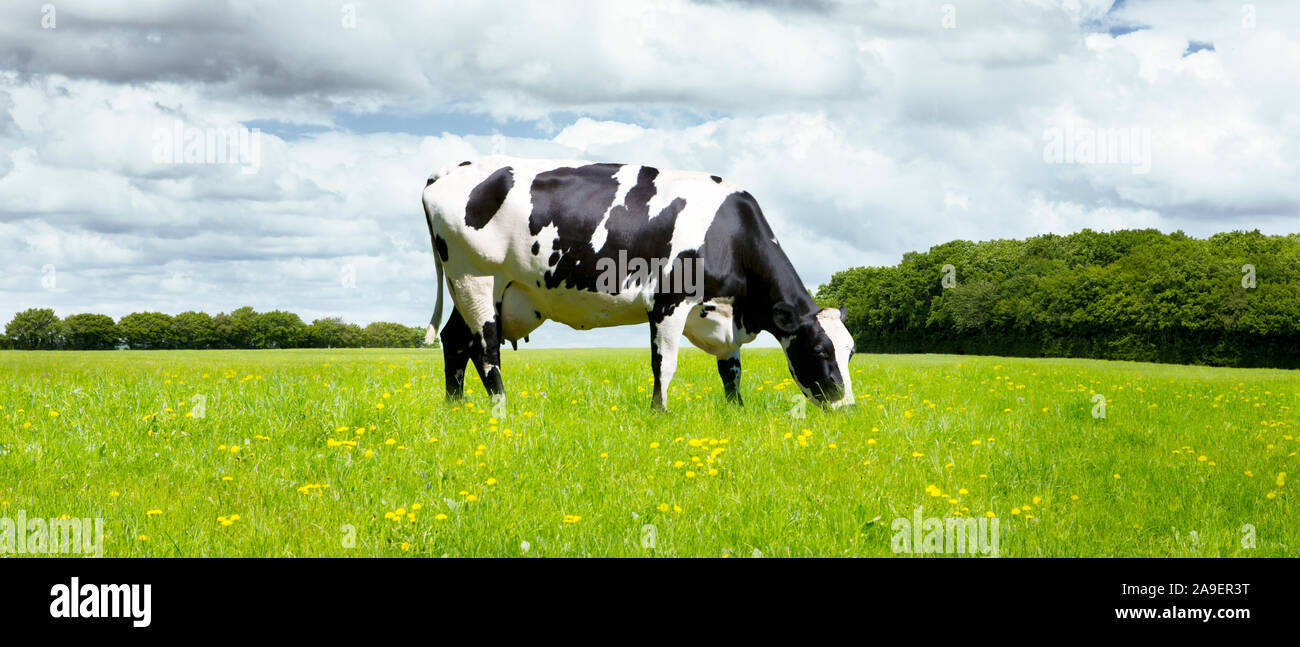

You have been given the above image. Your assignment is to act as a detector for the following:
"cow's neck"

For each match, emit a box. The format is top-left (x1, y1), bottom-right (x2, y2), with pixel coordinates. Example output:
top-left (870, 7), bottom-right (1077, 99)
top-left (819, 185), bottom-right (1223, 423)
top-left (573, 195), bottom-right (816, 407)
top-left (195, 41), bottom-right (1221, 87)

top-left (745, 242), bottom-right (818, 338)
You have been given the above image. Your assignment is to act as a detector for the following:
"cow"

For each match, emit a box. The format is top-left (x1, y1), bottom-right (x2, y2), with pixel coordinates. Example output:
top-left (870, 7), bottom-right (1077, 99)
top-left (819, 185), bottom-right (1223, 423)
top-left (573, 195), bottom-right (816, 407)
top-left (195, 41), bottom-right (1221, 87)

top-left (421, 155), bottom-right (855, 411)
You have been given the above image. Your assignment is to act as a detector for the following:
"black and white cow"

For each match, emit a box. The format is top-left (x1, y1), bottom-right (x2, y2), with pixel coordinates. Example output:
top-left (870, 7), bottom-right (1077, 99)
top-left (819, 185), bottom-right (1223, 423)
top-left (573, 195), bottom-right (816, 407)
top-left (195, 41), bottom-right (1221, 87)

top-left (422, 156), bottom-right (854, 411)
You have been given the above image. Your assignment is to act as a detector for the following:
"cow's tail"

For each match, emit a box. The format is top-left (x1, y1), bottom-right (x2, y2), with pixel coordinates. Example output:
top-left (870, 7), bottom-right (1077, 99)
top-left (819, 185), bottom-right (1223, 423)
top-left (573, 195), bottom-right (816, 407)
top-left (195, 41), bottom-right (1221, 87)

top-left (426, 254), bottom-right (443, 345)
top-left (423, 181), bottom-right (444, 346)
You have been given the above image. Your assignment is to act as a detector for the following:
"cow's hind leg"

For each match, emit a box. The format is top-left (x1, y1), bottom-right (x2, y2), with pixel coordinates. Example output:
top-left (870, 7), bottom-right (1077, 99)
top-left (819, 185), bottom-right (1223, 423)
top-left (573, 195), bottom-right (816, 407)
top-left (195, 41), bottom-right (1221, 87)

top-left (449, 274), bottom-right (505, 399)
top-left (439, 308), bottom-right (473, 400)
top-left (648, 306), bottom-right (691, 411)
top-left (717, 350), bottom-right (743, 405)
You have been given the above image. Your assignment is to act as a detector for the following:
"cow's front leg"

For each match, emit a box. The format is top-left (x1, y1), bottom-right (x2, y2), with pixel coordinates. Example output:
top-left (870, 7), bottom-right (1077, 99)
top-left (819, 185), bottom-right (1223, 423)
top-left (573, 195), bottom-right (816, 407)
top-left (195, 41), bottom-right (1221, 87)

top-left (717, 350), bottom-right (743, 405)
top-left (439, 308), bottom-right (473, 400)
top-left (648, 307), bottom-right (690, 411)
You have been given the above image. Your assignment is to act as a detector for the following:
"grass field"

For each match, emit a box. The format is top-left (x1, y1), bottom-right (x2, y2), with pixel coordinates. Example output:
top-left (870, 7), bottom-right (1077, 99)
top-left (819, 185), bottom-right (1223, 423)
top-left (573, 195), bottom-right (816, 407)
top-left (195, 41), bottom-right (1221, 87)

top-left (1, 348), bottom-right (1296, 557)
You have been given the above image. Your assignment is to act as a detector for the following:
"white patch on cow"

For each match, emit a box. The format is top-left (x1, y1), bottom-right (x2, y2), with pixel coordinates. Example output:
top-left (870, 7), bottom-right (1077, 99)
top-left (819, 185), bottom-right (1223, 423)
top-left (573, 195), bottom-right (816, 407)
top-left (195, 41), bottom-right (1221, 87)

top-left (682, 299), bottom-right (756, 358)
top-left (588, 164), bottom-right (642, 253)
top-left (533, 221), bottom-right (560, 266)
top-left (817, 308), bottom-right (856, 409)
top-left (684, 302), bottom-right (735, 357)
top-left (654, 171), bottom-right (730, 294)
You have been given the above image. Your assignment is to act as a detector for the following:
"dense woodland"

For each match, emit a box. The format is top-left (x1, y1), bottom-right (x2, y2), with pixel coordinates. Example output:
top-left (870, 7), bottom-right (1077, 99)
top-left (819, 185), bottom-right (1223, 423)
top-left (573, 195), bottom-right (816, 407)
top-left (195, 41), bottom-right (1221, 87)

top-left (814, 229), bottom-right (1300, 368)
top-left (1, 306), bottom-right (430, 350)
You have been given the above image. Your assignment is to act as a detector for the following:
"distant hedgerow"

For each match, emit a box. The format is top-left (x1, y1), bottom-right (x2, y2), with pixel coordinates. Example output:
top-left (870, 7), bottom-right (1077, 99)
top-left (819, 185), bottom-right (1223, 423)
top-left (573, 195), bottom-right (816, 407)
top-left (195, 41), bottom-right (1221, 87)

top-left (2, 306), bottom-right (435, 350)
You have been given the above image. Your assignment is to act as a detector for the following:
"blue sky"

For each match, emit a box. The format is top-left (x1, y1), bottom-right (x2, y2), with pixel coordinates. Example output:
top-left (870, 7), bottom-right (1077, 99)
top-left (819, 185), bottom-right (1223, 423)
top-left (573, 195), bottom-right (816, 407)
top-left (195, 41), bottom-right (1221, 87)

top-left (1, 0), bottom-right (1298, 348)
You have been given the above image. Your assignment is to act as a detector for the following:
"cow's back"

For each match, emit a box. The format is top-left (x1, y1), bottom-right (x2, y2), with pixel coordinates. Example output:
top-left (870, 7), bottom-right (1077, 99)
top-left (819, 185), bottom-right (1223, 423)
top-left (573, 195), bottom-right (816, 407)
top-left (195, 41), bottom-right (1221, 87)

top-left (423, 156), bottom-right (746, 329)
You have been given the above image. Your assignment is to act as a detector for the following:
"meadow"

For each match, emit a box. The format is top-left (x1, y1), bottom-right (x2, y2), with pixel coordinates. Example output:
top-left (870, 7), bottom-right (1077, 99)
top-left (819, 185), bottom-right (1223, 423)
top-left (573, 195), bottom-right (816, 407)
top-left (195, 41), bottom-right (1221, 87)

top-left (1, 348), bottom-right (1295, 557)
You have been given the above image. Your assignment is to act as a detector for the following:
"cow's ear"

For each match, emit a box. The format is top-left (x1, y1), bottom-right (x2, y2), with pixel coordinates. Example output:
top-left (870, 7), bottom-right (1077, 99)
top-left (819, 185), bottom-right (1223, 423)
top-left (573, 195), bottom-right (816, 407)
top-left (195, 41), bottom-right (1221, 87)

top-left (839, 305), bottom-right (847, 322)
top-left (772, 303), bottom-right (800, 334)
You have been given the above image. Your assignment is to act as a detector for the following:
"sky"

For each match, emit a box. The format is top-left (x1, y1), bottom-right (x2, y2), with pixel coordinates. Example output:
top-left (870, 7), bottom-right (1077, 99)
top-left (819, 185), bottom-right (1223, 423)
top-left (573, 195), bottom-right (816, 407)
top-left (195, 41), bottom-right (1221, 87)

top-left (1, 0), bottom-right (1298, 348)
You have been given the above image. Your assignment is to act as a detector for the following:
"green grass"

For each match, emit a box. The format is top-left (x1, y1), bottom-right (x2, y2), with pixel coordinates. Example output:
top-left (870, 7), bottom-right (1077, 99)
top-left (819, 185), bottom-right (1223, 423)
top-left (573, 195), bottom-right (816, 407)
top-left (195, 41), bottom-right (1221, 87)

top-left (1, 348), bottom-right (1296, 557)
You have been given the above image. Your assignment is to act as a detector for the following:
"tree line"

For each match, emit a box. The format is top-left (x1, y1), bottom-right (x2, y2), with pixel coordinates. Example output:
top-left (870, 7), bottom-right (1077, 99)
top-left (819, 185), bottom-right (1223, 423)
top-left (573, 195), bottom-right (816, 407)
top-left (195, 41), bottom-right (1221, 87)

top-left (815, 229), bottom-right (1300, 369)
top-left (1, 306), bottom-right (434, 350)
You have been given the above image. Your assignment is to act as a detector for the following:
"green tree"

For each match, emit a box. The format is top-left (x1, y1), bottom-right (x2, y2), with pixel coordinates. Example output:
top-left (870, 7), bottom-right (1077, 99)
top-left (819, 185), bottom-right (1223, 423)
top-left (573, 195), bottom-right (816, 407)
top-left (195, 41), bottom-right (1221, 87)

top-left (257, 310), bottom-right (308, 349)
top-left (63, 313), bottom-right (120, 350)
top-left (5, 308), bottom-right (63, 350)
top-left (118, 312), bottom-right (175, 350)
top-left (211, 312), bottom-right (236, 348)
top-left (309, 317), bottom-right (364, 348)
top-left (228, 306), bottom-right (259, 348)
top-left (171, 311), bottom-right (216, 349)
top-left (363, 321), bottom-right (423, 348)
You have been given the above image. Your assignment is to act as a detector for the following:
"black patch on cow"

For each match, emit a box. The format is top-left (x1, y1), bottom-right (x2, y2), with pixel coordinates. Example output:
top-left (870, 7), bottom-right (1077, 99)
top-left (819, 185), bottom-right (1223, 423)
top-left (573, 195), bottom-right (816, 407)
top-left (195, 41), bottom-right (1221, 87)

top-left (710, 175), bottom-right (723, 183)
top-left (531, 241), bottom-right (540, 255)
top-left (439, 309), bottom-right (474, 399)
top-left (649, 319), bottom-right (666, 411)
top-left (434, 234), bottom-right (449, 263)
top-left (464, 166), bottom-right (514, 230)
top-left (697, 191), bottom-right (798, 335)
top-left (527, 164), bottom-right (687, 296)
top-left (426, 177), bottom-right (438, 187)
top-left (458, 160), bottom-right (472, 167)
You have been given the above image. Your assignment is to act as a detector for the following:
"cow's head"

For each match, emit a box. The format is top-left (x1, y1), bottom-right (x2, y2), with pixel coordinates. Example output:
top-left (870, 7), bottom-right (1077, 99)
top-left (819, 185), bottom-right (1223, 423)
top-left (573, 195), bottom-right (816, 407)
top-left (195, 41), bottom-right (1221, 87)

top-left (774, 304), bottom-right (855, 409)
